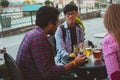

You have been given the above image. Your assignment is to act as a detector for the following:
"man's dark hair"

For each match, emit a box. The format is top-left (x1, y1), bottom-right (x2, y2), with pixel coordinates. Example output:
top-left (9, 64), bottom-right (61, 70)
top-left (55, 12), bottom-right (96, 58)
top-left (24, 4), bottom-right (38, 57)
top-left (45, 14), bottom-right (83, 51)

top-left (63, 4), bottom-right (78, 14)
top-left (36, 6), bottom-right (60, 29)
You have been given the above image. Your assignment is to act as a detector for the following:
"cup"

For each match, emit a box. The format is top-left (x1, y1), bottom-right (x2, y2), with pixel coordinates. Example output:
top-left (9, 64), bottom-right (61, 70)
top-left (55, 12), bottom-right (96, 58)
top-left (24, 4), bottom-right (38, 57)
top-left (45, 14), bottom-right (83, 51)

top-left (84, 47), bottom-right (92, 56)
top-left (96, 48), bottom-right (102, 52)
top-left (93, 49), bottom-right (102, 60)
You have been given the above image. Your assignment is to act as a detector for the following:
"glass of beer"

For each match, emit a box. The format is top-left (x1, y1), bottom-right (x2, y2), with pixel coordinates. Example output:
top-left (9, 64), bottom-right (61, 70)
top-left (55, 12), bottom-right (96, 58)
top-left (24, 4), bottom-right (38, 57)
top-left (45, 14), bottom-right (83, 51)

top-left (93, 49), bottom-right (102, 60)
top-left (84, 46), bottom-right (92, 56)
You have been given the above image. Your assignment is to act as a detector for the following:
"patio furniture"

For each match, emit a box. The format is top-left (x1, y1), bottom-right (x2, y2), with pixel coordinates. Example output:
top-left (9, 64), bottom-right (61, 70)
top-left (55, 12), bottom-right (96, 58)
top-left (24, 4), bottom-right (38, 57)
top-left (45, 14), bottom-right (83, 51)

top-left (4, 53), bottom-right (24, 80)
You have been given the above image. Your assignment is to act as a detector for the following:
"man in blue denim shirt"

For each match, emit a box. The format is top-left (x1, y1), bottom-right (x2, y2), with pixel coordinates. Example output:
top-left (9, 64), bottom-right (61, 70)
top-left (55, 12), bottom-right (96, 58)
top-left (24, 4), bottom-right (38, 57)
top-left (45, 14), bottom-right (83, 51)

top-left (55, 4), bottom-right (85, 65)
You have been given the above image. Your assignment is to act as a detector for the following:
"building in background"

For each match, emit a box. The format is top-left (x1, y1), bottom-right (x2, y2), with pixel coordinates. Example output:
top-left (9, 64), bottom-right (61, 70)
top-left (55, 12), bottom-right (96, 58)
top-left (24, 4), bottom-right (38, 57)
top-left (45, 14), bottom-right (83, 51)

top-left (8, 0), bottom-right (24, 2)
top-left (54, 0), bottom-right (71, 8)
top-left (7, 0), bottom-right (94, 8)
top-left (53, 0), bottom-right (95, 9)
top-left (7, 0), bottom-right (116, 9)
top-left (82, 0), bottom-right (95, 7)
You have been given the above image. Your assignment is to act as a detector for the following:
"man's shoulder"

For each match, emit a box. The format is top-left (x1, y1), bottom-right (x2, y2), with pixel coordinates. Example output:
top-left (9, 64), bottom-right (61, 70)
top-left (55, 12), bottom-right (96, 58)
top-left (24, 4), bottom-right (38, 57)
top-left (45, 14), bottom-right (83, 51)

top-left (59, 24), bottom-right (64, 28)
top-left (75, 23), bottom-right (81, 28)
top-left (25, 28), bottom-right (45, 39)
top-left (58, 21), bottom-right (68, 29)
top-left (59, 22), bottom-right (64, 27)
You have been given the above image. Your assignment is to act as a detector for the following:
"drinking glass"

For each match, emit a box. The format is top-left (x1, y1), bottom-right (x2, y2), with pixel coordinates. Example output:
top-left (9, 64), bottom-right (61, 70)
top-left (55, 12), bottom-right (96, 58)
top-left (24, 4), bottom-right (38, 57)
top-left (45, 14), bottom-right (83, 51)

top-left (73, 44), bottom-right (79, 54)
top-left (84, 46), bottom-right (92, 56)
top-left (93, 48), bottom-right (102, 60)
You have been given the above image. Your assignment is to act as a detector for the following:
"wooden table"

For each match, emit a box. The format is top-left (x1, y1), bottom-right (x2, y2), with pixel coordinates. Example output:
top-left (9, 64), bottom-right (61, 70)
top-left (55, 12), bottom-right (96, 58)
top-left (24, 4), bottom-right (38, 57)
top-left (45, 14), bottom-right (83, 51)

top-left (61, 55), bottom-right (107, 80)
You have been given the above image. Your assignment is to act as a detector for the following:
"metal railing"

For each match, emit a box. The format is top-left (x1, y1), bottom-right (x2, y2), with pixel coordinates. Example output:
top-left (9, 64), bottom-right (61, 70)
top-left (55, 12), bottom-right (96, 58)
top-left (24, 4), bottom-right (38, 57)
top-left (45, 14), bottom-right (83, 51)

top-left (0, 11), bottom-right (37, 32)
top-left (0, 8), bottom-right (101, 32)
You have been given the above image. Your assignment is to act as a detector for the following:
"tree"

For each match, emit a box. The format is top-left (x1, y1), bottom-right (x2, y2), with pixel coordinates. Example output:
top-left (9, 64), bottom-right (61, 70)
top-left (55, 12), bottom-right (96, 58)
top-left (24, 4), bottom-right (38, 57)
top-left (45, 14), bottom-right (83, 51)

top-left (69, 1), bottom-right (76, 5)
top-left (23, 0), bottom-right (36, 4)
top-left (44, 0), bottom-right (54, 7)
top-left (23, 0), bottom-right (31, 4)
top-left (0, 0), bottom-right (9, 8)
top-left (45, 0), bottom-right (51, 6)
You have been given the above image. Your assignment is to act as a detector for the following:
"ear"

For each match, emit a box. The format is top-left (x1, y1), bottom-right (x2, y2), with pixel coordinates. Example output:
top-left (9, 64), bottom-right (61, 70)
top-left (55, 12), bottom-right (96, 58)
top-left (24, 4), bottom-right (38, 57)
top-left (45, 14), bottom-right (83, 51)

top-left (78, 13), bottom-right (80, 16)
top-left (76, 12), bottom-right (79, 17)
top-left (48, 21), bottom-right (53, 26)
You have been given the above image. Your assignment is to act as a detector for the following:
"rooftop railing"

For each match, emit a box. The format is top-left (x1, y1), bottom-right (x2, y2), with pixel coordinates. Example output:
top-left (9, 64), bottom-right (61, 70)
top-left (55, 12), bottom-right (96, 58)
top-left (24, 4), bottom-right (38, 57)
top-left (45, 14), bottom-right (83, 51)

top-left (0, 9), bottom-right (101, 34)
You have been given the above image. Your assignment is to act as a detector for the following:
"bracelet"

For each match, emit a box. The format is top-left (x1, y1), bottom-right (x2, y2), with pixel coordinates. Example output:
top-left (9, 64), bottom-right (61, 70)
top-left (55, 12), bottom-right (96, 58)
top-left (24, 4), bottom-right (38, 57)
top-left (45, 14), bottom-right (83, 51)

top-left (71, 61), bottom-right (77, 67)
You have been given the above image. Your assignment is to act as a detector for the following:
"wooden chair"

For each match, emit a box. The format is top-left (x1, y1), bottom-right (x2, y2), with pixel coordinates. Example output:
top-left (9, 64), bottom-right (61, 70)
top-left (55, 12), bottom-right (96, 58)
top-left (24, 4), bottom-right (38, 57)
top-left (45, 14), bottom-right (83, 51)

top-left (4, 53), bottom-right (24, 80)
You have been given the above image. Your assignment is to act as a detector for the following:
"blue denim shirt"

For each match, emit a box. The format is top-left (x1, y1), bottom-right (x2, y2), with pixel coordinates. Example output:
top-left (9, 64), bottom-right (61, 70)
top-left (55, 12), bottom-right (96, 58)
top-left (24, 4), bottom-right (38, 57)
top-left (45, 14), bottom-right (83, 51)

top-left (55, 21), bottom-right (85, 65)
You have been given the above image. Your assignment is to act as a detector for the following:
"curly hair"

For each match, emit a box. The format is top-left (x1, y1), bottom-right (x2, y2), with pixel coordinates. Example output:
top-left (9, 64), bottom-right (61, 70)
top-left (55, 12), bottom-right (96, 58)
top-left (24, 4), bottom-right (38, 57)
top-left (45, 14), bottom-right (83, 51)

top-left (36, 6), bottom-right (60, 29)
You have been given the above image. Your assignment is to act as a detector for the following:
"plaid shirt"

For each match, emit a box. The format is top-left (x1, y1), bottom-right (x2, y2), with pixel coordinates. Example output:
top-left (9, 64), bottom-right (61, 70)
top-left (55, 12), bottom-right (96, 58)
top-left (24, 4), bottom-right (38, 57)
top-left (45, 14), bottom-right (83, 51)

top-left (16, 26), bottom-right (65, 80)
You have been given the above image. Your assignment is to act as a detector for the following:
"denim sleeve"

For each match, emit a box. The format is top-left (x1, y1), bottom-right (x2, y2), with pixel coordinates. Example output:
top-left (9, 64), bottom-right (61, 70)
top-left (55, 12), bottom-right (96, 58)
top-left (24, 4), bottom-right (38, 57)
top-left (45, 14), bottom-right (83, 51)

top-left (55, 27), bottom-right (69, 57)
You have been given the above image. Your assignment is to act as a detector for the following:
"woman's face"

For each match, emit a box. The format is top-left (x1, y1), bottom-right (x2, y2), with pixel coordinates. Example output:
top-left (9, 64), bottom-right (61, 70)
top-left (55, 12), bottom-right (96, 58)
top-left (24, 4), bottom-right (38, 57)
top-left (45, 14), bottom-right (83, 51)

top-left (65, 11), bottom-right (78, 27)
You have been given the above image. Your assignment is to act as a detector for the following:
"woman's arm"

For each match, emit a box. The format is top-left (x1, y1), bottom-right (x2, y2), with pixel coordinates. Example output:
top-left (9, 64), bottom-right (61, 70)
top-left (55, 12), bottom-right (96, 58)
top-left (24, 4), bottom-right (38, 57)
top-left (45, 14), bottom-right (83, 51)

top-left (102, 34), bottom-right (120, 79)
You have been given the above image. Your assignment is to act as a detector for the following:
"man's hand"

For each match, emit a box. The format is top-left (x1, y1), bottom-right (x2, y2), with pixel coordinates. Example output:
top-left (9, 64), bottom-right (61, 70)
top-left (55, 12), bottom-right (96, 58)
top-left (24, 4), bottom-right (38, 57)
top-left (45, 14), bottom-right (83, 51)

top-left (73, 55), bottom-right (86, 66)
top-left (0, 47), bottom-right (6, 54)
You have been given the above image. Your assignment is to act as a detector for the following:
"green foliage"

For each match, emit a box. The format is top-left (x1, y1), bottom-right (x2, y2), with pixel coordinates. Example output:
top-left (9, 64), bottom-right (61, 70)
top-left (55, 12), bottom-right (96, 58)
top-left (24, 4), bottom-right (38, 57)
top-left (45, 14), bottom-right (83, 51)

top-left (69, 1), bottom-right (76, 5)
top-left (23, 1), bottom-right (31, 4)
top-left (31, 0), bottom-right (35, 3)
top-left (44, 0), bottom-right (54, 7)
top-left (94, 2), bottom-right (99, 8)
top-left (45, 0), bottom-right (51, 5)
top-left (0, 0), bottom-right (9, 8)
top-left (36, 2), bottom-right (43, 5)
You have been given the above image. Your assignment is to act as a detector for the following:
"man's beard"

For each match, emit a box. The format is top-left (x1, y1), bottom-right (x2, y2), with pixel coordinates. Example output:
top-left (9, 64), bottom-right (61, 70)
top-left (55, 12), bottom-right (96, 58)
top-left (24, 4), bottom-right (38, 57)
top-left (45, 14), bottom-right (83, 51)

top-left (49, 28), bottom-right (56, 35)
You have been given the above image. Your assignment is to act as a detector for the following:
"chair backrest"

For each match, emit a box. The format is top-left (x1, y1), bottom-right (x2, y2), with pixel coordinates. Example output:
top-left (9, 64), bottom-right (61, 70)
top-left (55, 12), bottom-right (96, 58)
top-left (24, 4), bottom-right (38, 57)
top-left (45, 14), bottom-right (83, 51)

top-left (4, 53), bottom-right (24, 80)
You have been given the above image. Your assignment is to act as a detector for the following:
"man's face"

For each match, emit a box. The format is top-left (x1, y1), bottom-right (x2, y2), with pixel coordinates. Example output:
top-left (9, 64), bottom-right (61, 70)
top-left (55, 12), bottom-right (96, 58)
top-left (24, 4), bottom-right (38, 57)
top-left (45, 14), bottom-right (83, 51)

top-left (65, 11), bottom-right (78, 26)
top-left (49, 19), bottom-right (59, 35)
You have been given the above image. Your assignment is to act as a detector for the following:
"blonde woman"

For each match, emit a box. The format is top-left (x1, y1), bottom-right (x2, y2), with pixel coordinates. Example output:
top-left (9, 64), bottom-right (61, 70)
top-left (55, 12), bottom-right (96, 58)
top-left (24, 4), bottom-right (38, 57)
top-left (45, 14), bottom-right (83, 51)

top-left (102, 4), bottom-right (120, 80)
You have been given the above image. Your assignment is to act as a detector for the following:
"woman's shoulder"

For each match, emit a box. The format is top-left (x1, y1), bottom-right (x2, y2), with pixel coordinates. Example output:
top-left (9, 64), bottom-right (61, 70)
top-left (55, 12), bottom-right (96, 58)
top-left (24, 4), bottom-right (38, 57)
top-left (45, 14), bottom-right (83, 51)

top-left (103, 34), bottom-right (115, 43)
top-left (102, 33), bottom-right (118, 54)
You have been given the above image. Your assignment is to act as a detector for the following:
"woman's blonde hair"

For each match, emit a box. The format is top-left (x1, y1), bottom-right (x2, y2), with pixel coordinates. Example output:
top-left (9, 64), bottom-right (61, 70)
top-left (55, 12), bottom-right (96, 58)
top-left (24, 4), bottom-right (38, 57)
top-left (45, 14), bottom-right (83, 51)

top-left (104, 4), bottom-right (120, 47)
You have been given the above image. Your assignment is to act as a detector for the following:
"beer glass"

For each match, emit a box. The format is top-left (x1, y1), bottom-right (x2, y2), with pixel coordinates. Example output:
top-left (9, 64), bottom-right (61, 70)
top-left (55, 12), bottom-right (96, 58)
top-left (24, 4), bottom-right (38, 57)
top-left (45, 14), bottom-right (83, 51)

top-left (73, 44), bottom-right (79, 54)
top-left (84, 46), bottom-right (92, 56)
top-left (93, 48), bottom-right (102, 60)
